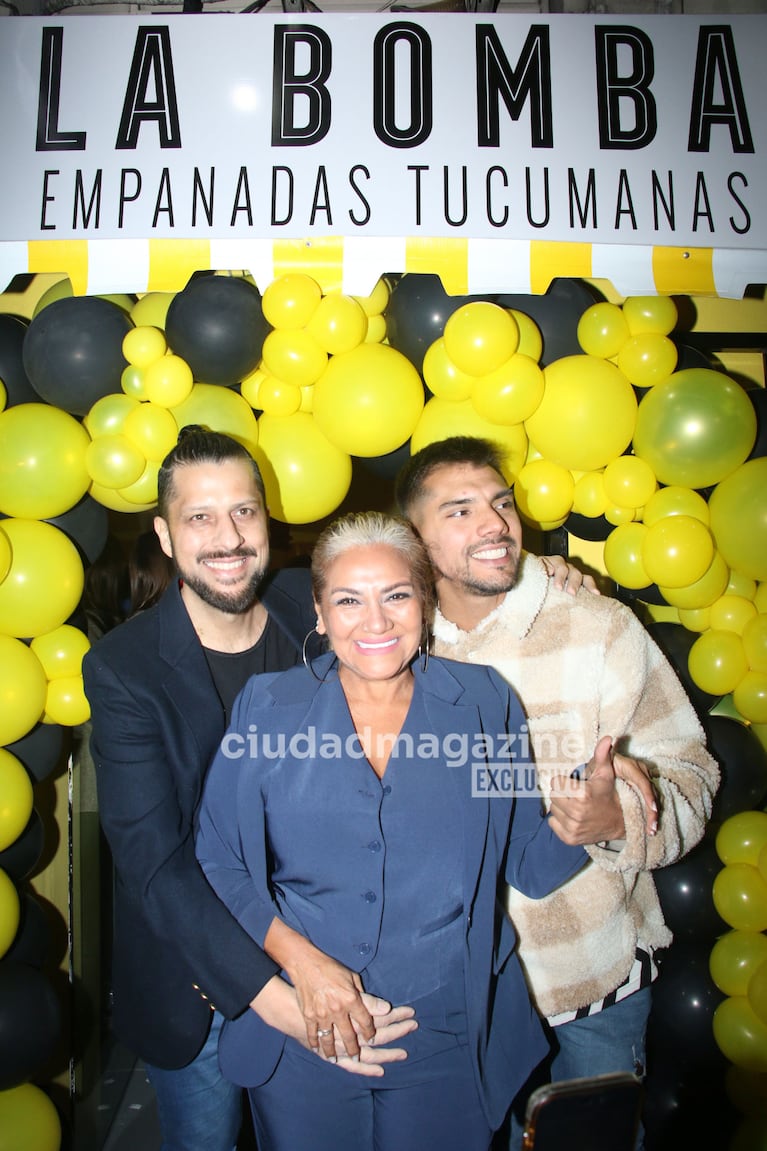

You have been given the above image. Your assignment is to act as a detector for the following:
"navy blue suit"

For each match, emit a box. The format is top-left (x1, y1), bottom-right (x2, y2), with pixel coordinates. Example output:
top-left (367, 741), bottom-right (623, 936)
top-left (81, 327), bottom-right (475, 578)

top-left (196, 653), bottom-right (587, 1141)
top-left (82, 568), bottom-right (316, 1069)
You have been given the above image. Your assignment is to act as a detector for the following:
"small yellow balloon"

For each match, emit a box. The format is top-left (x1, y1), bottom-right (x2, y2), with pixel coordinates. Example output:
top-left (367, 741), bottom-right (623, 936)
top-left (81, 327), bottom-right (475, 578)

top-left (261, 329), bottom-right (328, 388)
top-left (603, 523), bottom-right (652, 589)
top-left (30, 624), bottom-right (91, 680)
top-left (0, 404), bottom-right (91, 520)
top-left (678, 606), bottom-right (711, 633)
top-left (262, 274), bottom-right (322, 329)
top-left (0, 520), bottom-right (85, 640)
top-left (605, 504), bottom-right (640, 526)
top-left (0, 749), bottom-right (34, 853)
top-left (0, 867), bottom-right (20, 959)
top-left (617, 333), bottom-right (678, 389)
top-left (410, 397), bottom-right (528, 483)
top-left (749, 961), bottom-right (767, 1027)
top-left (507, 310), bottom-right (543, 362)
top-left (123, 402), bottom-right (179, 463)
top-left (0, 635), bottom-right (47, 744)
top-left (688, 629), bottom-right (748, 696)
top-left (364, 314), bottom-right (387, 344)
top-left (352, 278), bottom-right (390, 318)
top-left (709, 595), bottom-right (758, 636)
top-left (718, 812), bottom-right (767, 867)
top-left (514, 459), bottom-right (574, 526)
top-left (0, 526), bottom-right (10, 585)
top-left (256, 412), bottom-right (352, 524)
top-left (471, 354), bottom-right (545, 426)
top-left (743, 615), bottom-right (767, 673)
top-left (131, 291), bottom-right (176, 329)
top-left (119, 460), bottom-right (161, 507)
top-left (714, 996), bottom-right (767, 1073)
top-left (306, 293), bottom-right (368, 356)
top-left (44, 676), bottom-right (91, 727)
top-left (622, 295), bottom-right (678, 336)
top-left (443, 302), bottom-right (519, 376)
top-left (603, 456), bottom-right (657, 510)
top-left (86, 434), bottom-right (146, 490)
top-left (257, 377), bottom-right (302, 417)
top-left (88, 483), bottom-right (156, 514)
top-left (121, 364), bottom-right (148, 400)
top-left (144, 354), bottom-right (194, 408)
top-left (713, 865), bottom-right (767, 934)
top-left (728, 573), bottom-right (758, 602)
top-left (122, 325), bottom-right (168, 368)
top-left (0, 1081), bottom-right (62, 1151)
top-left (660, 551), bottom-right (730, 610)
top-left (641, 515), bottom-right (715, 589)
top-left (422, 339), bottom-right (475, 402)
top-left (734, 671), bottom-right (767, 725)
top-left (84, 393), bottom-right (141, 438)
top-left (577, 302), bottom-right (630, 359)
top-left (712, 932), bottom-right (767, 998)
top-left (572, 471), bottom-right (608, 518)
top-left (642, 485), bottom-right (710, 527)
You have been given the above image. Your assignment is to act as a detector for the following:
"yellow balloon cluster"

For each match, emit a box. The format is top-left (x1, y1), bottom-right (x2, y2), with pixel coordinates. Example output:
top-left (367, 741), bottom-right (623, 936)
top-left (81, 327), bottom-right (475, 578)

top-left (710, 813), bottom-right (767, 1075)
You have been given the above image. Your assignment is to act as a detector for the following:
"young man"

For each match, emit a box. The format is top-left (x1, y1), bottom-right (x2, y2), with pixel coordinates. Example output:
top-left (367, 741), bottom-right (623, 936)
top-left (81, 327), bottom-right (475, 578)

top-left (82, 427), bottom-right (414, 1151)
top-left (395, 436), bottom-right (720, 1149)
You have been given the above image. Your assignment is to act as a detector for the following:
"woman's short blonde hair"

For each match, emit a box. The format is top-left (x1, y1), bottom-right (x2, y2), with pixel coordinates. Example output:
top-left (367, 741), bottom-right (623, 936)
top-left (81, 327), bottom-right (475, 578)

top-left (311, 511), bottom-right (436, 629)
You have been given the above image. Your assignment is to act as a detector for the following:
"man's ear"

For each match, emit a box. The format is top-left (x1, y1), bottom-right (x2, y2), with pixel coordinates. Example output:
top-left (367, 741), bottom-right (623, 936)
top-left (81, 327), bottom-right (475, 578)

top-left (154, 516), bottom-right (173, 560)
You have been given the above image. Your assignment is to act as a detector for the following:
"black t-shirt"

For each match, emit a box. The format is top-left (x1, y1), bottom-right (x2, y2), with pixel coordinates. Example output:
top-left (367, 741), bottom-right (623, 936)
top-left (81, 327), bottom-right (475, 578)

top-left (204, 615), bottom-right (300, 722)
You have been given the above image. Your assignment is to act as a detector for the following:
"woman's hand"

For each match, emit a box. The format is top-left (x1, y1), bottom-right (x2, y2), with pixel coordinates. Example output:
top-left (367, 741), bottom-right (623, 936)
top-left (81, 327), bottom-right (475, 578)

top-left (263, 918), bottom-right (375, 1061)
top-left (541, 555), bottom-right (601, 596)
top-left (251, 978), bottom-right (417, 1078)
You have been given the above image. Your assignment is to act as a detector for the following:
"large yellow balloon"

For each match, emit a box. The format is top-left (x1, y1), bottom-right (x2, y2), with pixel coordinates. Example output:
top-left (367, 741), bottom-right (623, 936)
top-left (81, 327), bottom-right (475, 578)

top-left (30, 624), bottom-right (91, 680)
top-left (525, 356), bottom-right (637, 472)
top-left (0, 520), bottom-right (85, 639)
top-left (709, 459), bottom-right (767, 583)
top-left (576, 302), bottom-right (629, 359)
top-left (0, 867), bottom-right (20, 959)
top-left (410, 397), bottom-right (529, 482)
top-left (714, 996), bottom-right (767, 1073)
top-left (688, 628), bottom-right (748, 695)
top-left (443, 302), bottom-right (519, 376)
top-left (0, 749), bottom-right (34, 853)
top-left (633, 370), bottom-right (757, 489)
top-left (711, 930), bottom-right (767, 998)
top-left (313, 344), bottom-right (424, 457)
top-left (256, 413), bottom-right (352, 524)
top-left (470, 355), bottom-right (544, 425)
top-left (0, 1082), bottom-right (62, 1151)
top-left (603, 523), bottom-right (652, 589)
top-left (641, 515), bottom-right (715, 588)
top-left (713, 864), bottom-right (767, 933)
top-left (0, 404), bottom-right (91, 519)
top-left (0, 635), bottom-right (47, 744)
top-left (172, 384), bottom-right (259, 456)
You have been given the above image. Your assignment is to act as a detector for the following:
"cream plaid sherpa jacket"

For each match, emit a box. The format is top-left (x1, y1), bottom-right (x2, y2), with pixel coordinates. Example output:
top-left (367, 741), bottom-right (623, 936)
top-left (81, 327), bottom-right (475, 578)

top-left (432, 552), bottom-right (720, 1020)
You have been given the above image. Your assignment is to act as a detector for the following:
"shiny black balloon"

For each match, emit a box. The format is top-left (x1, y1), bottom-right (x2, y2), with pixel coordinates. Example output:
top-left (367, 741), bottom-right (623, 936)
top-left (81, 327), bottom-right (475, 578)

top-left (0, 961), bottom-right (63, 1090)
top-left (0, 810), bottom-right (45, 883)
top-left (654, 830), bottom-right (728, 943)
top-left (3, 891), bottom-right (51, 968)
top-left (0, 314), bottom-right (39, 406)
top-left (5, 724), bottom-right (66, 784)
top-left (704, 714), bottom-right (767, 823)
top-left (46, 495), bottom-right (110, 566)
top-left (165, 275), bottom-right (270, 386)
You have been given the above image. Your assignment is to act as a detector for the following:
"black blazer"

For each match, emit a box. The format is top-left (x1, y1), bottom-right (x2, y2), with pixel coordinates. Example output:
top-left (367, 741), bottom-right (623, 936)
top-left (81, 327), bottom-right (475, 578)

top-left (82, 567), bottom-right (315, 1069)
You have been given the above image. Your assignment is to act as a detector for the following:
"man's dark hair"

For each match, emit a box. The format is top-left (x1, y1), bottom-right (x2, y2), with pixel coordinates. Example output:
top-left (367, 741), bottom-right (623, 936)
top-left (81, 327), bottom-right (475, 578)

top-left (157, 425), bottom-right (265, 519)
top-left (394, 436), bottom-right (507, 517)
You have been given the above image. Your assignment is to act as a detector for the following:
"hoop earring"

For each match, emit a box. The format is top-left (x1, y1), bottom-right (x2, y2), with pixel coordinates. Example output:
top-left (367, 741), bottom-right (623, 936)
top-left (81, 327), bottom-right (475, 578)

top-left (302, 627), bottom-right (324, 681)
top-left (418, 632), bottom-right (430, 673)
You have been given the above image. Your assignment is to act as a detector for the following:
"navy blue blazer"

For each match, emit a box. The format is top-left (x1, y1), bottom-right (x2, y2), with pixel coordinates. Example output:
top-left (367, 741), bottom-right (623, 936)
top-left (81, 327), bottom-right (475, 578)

top-left (196, 653), bottom-right (587, 1129)
top-left (82, 567), bottom-right (316, 1069)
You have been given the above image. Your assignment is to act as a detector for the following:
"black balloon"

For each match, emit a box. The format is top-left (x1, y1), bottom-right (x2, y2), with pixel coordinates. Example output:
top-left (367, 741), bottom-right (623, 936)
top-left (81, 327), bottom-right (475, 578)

top-left (165, 275), bottom-right (270, 386)
top-left (495, 277), bottom-right (606, 367)
top-left (385, 274), bottom-right (483, 375)
top-left (704, 714), bottom-right (767, 822)
top-left (646, 621), bottom-right (722, 719)
top-left (654, 829), bottom-right (728, 943)
top-left (0, 961), bottom-right (63, 1090)
top-left (3, 891), bottom-right (51, 968)
top-left (648, 941), bottom-right (725, 1063)
top-left (357, 441), bottom-right (412, 483)
top-left (46, 495), bottom-right (110, 566)
top-left (0, 810), bottom-right (45, 883)
top-left (747, 385), bottom-right (767, 461)
top-left (5, 723), bottom-right (66, 784)
top-left (0, 314), bottom-right (39, 406)
top-left (22, 296), bottom-right (133, 416)
top-left (564, 512), bottom-right (613, 542)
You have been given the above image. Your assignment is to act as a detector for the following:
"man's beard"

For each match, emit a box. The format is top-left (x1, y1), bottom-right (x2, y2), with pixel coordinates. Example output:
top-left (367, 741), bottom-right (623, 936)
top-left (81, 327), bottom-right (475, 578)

top-left (176, 551), bottom-right (268, 615)
top-left (450, 542), bottom-right (520, 597)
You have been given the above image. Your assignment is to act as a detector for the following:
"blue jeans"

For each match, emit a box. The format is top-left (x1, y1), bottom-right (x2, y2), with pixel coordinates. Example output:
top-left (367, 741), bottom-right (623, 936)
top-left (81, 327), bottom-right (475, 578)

top-left (145, 1011), bottom-right (243, 1151)
top-left (507, 987), bottom-right (650, 1151)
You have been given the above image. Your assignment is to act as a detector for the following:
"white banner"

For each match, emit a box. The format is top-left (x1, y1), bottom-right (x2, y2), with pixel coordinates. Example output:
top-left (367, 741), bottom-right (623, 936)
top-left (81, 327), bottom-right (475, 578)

top-left (1, 12), bottom-right (765, 252)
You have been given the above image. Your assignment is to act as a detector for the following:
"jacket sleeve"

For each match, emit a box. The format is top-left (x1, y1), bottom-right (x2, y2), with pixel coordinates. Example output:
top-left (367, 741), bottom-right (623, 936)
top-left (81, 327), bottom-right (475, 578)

top-left (585, 604), bottom-right (721, 874)
top-left (82, 649), bottom-right (279, 1020)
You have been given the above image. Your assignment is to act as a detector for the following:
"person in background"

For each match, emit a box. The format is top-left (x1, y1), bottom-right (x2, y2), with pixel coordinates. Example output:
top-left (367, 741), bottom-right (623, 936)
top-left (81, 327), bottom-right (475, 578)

top-left (128, 528), bottom-right (176, 615)
top-left (394, 436), bottom-right (720, 1150)
top-left (82, 428), bottom-right (418, 1151)
top-left (196, 510), bottom-right (592, 1151)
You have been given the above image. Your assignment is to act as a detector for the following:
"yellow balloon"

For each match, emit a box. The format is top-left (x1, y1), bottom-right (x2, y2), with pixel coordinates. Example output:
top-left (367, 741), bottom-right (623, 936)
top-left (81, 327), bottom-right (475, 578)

top-left (660, 550), bottom-right (730, 609)
top-left (261, 274), bottom-right (322, 329)
top-left (734, 671), bottom-right (767, 725)
top-left (576, 302), bottom-right (630, 359)
top-left (0, 380), bottom-right (6, 412)
top-left (313, 344), bottom-right (424, 457)
top-left (709, 595), bottom-right (759, 636)
top-left (728, 573), bottom-right (758, 602)
top-left (743, 615), bottom-right (767, 673)
top-left (603, 523), bottom-right (652, 589)
top-left (711, 931), bottom-right (767, 998)
top-left (678, 606), bottom-right (711, 633)
top-left (0, 1082), bottom-right (62, 1151)
top-left (641, 514), bottom-right (715, 589)
top-left (44, 676), bottom-right (90, 727)
top-left (131, 291), bottom-right (176, 328)
top-left (84, 393), bottom-right (141, 438)
top-left (261, 329), bottom-right (328, 387)
top-left (688, 628), bottom-right (748, 695)
top-left (299, 384), bottom-right (315, 413)
top-left (364, 315), bottom-right (387, 344)
top-left (507, 310), bottom-right (543, 362)
top-left (240, 366), bottom-right (270, 410)
top-left (725, 1064), bottom-right (767, 1119)
top-left (0, 635), bottom-right (47, 744)
top-left (172, 384), bottom-right (259, 456)
top-left (713, 865), bottom-right (767, 933)
top-left (471, 354), bottom-right (545, 426)
top-left (572, 471), bottom-right (608, 518)
top-left (144, 354), bottom-right (195, 408)
top-left (0, 526), bottom-right (10, 585)
top-left (257, 377), bottom-right (302, 417)
top-left (410, 398), bottom-right (528, 482)
top-left (604, 504), bottom-right (640, 526)
top-left (122, 325), bottom-right (168, 368)
top-left (710, 459), bottom-right (767, 583)
top-left (0, 404), bottom-right (91, 519)
top-left (89, 482), bottom-right (156, 515)
top-left (422, 339), bottom-right (475, 402)
top-left (30, 624), bottom-right (90, 680)
top-left (0, 749), bottom-right (34, 853)
top-left (642, 485), bottom-right (710, 527)
top-left (602, 456), bottom-right (657, 510)
top-left (622, 295), bottom-right (679, 336)
top-left (443, 302), bottom-right (519, 376)
top-left (121, 364), bottom-right (148, 400)
top-left (85, 434), bottom-right (146, 490)
top-left (525, 356), bottom-right (637, 472)
top-left (749, 961), bottom-right (767, 1027)
top-left (514, 460), bottom-right (574, 526)
top-left (0, 867), bottom-right (20, 959)
top-left (352, 278), bottom-right (390, 318)
top-left (119, 460), bottom-right (161, 507)
top-left (123, 402), bottom-right (179, 463)
top-left (256, 412), bottom-right (352, 524)
top-left (0, 520), bottom-right (84, 639)
top-left (718, 812), bottom-right (767, 867)
top-left (306, 293), bottom-right (368, 355)
top-left (617, 333), bottom-right (678, 389)
top-left (714, 996), bottom-right (767, 1073)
